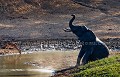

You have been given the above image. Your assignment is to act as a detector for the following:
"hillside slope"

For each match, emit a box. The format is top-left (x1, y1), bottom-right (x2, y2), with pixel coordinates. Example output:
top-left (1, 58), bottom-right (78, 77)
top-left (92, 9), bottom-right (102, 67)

top-left (52, 54), bottom-right (120, 77)
top-left (0, 0), bottom-right (120, 40)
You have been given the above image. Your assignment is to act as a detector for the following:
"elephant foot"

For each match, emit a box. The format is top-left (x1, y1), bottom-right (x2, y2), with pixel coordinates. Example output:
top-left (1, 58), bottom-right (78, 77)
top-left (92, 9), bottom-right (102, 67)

top-left (75, 63), bottom-right (80, 67)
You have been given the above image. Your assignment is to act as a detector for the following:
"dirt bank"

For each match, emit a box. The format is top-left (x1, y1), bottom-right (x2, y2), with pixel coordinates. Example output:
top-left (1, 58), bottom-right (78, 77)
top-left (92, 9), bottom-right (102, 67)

top-left (0, 0), bottom-right (119, 40)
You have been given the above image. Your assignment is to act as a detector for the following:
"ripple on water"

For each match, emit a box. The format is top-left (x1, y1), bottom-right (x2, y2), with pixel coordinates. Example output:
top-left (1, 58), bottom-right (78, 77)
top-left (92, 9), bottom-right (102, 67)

top-left (0, 69), bottom-right (54, 73)
top-left (0, 69), bottom-right (55, 77)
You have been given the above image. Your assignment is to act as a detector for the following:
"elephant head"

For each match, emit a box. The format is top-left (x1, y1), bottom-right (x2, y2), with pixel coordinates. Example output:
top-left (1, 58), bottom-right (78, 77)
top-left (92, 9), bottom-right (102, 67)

top-left (64, 14), bottom-right (96, 42)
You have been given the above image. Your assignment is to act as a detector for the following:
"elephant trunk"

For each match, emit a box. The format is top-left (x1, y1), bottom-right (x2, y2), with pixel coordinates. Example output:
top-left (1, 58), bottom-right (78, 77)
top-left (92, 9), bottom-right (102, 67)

top-left (64, 15), bottom-right (76, 32)
top-left (69, 14), bottom-right (76, 29)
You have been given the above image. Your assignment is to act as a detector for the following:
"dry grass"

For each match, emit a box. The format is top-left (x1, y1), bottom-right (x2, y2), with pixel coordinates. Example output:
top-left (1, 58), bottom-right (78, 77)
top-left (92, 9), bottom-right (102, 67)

top-left (109, 51), bottom-right (120, 57)
top-left (0, 49), bottom-right (20, 55)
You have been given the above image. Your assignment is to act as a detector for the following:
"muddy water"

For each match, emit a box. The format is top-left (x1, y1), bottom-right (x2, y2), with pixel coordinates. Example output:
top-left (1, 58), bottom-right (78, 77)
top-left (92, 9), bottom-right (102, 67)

top-left (0, 51), bottom-right (79, 77)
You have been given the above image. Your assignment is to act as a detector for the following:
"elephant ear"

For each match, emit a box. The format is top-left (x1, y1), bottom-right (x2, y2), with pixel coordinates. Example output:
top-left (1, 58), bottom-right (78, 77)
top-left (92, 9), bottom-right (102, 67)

top-left (80, 30), bottom-right (96, 42)
top-left (81, 26), bottom-right (89, 32)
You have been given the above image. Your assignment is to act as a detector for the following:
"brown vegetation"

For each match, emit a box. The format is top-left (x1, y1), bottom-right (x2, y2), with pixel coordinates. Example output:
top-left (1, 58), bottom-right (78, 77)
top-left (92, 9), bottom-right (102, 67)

top-left (0, 42), bottom-right (21, 55)
top-left (0, 0), bottom-right (119, 15)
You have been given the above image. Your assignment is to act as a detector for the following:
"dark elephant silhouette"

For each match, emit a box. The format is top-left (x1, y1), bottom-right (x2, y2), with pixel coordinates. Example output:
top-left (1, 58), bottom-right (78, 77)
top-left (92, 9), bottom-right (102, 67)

top-left (64, 14), bottom-right (109, 65)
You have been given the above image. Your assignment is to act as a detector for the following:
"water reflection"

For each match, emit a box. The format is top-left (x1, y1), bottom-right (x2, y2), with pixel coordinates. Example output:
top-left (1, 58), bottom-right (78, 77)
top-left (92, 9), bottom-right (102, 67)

top-left (0, 51), bottom-right (78, 77)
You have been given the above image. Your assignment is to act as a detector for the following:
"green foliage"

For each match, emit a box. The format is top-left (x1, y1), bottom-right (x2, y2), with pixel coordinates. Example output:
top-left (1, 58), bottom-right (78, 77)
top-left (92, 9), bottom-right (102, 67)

top-left (73, 55), bottom-right (120, 77)
top-left (74, 64), bottom-right (120, 77)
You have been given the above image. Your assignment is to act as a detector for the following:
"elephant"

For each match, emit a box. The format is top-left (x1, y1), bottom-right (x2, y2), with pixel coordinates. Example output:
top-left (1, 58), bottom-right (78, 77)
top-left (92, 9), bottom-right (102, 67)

top-left (64, 14), bottom-right (109, 66)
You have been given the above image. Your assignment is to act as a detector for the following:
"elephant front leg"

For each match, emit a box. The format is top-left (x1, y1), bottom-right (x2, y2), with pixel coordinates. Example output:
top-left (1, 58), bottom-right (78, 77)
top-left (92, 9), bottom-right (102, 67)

top-left (76, 57), bottom-right (81, 67)
top-left (76, 47), bottom-right (86, 66)
top-left (81, 48), bottom-right (93, 65)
